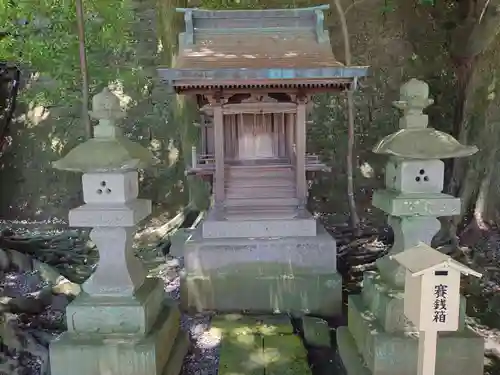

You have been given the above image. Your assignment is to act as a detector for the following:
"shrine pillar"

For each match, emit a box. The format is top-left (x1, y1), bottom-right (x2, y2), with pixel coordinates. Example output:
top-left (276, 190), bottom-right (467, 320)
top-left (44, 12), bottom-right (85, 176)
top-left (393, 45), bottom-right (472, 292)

top-left (213, 99), bottom-right (225, 205)
top-left (296, 96), bottom-right (307, 207)
top-left (286, 112), bottom-right (295, 161)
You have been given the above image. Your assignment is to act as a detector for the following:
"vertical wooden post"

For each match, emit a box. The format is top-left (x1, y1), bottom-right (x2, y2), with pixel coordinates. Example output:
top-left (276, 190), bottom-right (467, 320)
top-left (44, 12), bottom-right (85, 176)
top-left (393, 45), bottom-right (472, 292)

top-left (191, 146), bottom-right (197, 169)
top-left (201, 115), bottom-right (207, 155)
top-left (417, 331), bottom-right (437, 375)
top-left (213, 101), bottom-right (225, 206)
top-left (286, 113), bottom-right (294, 161)
top-left (296, 97), bottom-right (307, 207)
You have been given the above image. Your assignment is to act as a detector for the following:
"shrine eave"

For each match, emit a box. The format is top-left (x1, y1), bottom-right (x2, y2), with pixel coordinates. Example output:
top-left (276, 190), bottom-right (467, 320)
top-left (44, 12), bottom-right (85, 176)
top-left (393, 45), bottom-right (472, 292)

top-left (158, 66), bottom-right (369, 93)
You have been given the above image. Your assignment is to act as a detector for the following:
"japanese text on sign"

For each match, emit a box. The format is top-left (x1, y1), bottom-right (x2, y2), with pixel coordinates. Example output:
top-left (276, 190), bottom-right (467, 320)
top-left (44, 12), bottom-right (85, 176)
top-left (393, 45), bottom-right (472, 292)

top-left (433, 284), bottom-right (448, 323)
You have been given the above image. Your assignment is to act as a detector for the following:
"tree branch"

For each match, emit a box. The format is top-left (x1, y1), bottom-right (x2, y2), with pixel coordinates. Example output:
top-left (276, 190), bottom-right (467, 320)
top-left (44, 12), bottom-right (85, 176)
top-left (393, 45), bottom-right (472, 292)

top-left (333, 0), bottom-right (361, 234)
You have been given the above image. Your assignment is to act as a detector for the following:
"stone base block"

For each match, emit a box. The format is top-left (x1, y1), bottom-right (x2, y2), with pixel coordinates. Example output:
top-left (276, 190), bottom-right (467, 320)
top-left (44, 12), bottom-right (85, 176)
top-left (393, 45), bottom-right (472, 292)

top-left (338, 294), bottom-right (484, 375)
top-left (372, 190), bottom-right (460, 217)
top-left (177, 221), bottom-right (340, 316)
top-left (50, 302), bottom-right (187, 375)
top-left (66, 278), bottom-right (165, 334)
top-left (202, 209), bottom-right (316, 238)
top-left (361, 271), bottom-right (466, 332)
top-left (69, 199), bottom-right (152, 227)
top-left (180, 270), bottom-right (342, 317)
top-left (184, 224), bottom-right (337, 273)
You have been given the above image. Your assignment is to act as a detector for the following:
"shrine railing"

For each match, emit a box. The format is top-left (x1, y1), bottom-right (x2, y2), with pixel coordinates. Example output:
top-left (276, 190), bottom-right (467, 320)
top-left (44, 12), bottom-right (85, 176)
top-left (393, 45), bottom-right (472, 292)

top-left (306, 153), bottom-right (330, 171)
top-left (186, 147), bottom-right (215, 175)
top-left (186, 146), bottom-right (330, 175)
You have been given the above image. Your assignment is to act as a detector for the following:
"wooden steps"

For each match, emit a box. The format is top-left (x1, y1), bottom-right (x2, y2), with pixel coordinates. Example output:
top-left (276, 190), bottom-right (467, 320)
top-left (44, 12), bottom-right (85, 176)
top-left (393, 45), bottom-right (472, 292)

top-left (224, 164), bottom-right (297, 210)
top-left (225, 197), bottom-right (299, 207)
top-left (211, 315), bottom-right (311, 375)
top-left (225, 206), bottom-right (298, 220)
top-left (226, 186), bottom-right (296, 199)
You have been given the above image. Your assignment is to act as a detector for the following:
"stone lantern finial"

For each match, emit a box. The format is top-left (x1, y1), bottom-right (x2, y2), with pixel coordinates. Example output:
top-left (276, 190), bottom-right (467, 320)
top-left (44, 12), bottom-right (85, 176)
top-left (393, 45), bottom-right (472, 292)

top-left (90, 87), bottom-right (126, 139)
top-left (372, 78), bottom-right (478, 159)
top-left (393, 78), bottom-right (434, 129)
top-left (52, 87), bottom-right (157, 172)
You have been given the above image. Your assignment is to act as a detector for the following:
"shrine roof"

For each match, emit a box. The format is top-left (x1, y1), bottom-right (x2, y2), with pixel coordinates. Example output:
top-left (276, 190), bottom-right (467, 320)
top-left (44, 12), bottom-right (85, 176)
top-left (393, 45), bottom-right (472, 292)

top-left (158, 5), bottom-right (368, 92)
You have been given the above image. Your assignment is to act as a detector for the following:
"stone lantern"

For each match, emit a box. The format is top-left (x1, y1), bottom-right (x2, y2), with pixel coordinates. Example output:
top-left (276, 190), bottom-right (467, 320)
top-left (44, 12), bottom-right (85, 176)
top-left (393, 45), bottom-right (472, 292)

top-left (49, 88), bottom-right (188, 375)
top-left (372, 78), bottom-right (478, 287)
top-left (336, 79), bottom-right (484, 375)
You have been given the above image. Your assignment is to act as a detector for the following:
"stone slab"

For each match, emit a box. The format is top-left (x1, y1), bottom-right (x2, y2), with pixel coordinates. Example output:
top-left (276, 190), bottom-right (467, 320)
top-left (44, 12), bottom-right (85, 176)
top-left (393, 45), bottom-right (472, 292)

top-left (302, 316), bottom-right (331, 347)
top-left (183, 224), bottom-right (337, 273)
top-left (372, 190), bottom-right (460, 217)
top-left (336, 326), bottom-right (371, 375)
top-left (211, 314), bottom-right (295, 336)
top-left (361, 271), bottom-right (466, 332)
top-left (218, 323), bottom-right (264, 375)
top-left (181, 270), bottom-right (342, 316)
top-left (202, 216), bottom-right (317, 238)
top-left (345, 294), bottom-right (484, 375)
top-left (69, 199), bottom-right (152, 227)
top-left (50, 302), bottom-right (182, 375)
top-left (263, 333), bottom-right (310, 375)
top-left (66, 278), bottom-right (165, 334)
top-left (215, 317), bottom-right (310, 375)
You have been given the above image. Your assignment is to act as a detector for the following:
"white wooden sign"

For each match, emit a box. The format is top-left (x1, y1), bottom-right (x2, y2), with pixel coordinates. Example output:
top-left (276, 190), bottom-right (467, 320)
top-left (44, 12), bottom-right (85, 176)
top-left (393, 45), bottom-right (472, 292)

top-left (391, 243), bottom-right (481, 375)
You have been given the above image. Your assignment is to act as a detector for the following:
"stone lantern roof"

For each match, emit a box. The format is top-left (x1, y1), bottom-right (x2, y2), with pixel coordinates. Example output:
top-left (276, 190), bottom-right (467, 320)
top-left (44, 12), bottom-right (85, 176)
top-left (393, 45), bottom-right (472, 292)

top-left (372, 79), bottom-right (478, 159)
top-left (53, 88), bottom-right (157, 172)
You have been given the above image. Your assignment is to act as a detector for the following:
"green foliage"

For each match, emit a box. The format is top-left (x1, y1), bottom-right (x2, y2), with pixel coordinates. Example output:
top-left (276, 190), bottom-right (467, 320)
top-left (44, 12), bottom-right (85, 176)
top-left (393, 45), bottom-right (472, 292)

top-left (199, 0), bottom-right (262, 9)
top-left (198, 0), bottom-right (312, 10)
top-left (0, 0), bottom-right (136, 105)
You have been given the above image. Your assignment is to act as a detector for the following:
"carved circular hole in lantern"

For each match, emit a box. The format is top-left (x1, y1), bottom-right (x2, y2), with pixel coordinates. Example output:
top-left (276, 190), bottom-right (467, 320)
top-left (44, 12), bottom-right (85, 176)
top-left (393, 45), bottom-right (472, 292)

top-left (415, 176), bottom-right (421, 182)
top-left (419, 169), bottom-right (425, 175)
top-left (105, 188), bottom-right (112, 194)
top-left (424, 176), bottom-right (429, 182)
top-left (97, 189), bottom-right (103, 194)
top-left (100, 181), bottom-right (106, 187)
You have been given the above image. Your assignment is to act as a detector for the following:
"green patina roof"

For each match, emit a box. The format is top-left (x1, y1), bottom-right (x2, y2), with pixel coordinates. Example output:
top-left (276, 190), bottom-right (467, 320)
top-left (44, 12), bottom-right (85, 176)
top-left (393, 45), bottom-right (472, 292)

top-left (372, 128), bottom-right (478, 159)
top-left (52, 137), bottom-right (157, 172)
top-left (53, 88), bottom-right (158, 172)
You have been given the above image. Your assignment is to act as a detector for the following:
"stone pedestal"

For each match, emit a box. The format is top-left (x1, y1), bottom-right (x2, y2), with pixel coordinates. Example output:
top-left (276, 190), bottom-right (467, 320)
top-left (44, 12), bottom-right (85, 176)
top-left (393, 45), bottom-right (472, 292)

top-left (337, 79), bottom-right (483, 375)
top-left (49, 88), bottom-right (188, 375)
top-left (173, 211), bottom-right (341, 316)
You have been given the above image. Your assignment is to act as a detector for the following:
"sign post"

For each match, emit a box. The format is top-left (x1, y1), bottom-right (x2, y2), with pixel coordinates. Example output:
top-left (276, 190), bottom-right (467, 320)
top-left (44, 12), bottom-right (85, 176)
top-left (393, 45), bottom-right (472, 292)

top-left (391, 242), bottom-right (482, 375)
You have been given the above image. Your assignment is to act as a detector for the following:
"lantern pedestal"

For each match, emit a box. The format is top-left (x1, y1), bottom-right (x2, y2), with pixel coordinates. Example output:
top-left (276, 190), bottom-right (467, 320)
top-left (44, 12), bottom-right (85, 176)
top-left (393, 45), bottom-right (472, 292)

top-left (337, 293), bottom-right (483, 375)
top-left (50, 302), bottom-right (188, 375)
top-left (337, 272), bottom-right (483, 375)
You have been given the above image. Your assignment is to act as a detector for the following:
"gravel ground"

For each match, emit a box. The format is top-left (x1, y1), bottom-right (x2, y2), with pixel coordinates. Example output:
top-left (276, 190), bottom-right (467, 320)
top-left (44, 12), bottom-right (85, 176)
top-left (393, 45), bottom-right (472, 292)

top-left (0, 244), bottom-right (219, 375)
top-left (159, 256), bottom-right (220, 375)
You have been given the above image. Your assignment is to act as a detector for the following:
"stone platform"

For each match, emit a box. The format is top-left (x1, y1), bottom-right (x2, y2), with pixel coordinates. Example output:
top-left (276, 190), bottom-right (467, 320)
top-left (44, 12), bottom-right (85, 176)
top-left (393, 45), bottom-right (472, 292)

top-left (173, 222), bottom-right (341, 316)
top-left (337, 271), bottom-right (484, 375)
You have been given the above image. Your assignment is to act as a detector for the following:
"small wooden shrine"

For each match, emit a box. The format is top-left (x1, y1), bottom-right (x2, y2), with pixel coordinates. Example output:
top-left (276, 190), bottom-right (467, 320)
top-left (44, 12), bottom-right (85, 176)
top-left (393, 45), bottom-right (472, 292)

top-left (160, 5), bottom-right (368, 315)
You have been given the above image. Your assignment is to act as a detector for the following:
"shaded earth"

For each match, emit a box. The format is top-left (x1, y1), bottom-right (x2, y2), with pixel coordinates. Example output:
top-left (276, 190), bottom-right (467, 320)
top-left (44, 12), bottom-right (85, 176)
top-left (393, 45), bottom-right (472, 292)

top-left (1, 218), bottom-right (499, 375)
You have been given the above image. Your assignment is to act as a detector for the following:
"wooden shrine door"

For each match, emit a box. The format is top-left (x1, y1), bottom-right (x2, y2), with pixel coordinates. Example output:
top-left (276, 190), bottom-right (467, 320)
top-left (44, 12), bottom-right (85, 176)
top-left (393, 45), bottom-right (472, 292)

top-left (237, 114), bottom-right (274, 160)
